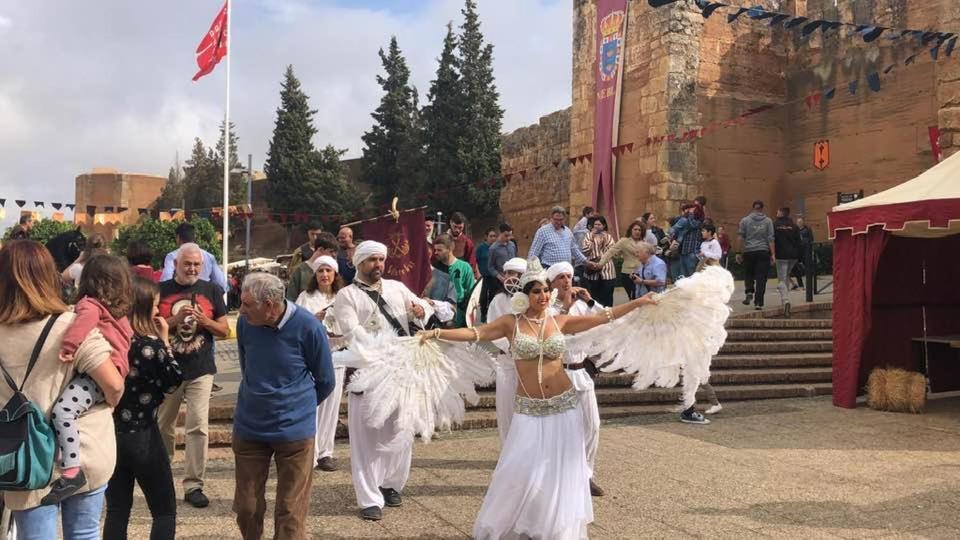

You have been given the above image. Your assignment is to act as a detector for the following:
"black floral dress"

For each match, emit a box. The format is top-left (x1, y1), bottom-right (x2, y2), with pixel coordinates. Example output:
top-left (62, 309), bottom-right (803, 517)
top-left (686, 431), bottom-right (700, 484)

top-left (114, 335), bottom-right (183, 433)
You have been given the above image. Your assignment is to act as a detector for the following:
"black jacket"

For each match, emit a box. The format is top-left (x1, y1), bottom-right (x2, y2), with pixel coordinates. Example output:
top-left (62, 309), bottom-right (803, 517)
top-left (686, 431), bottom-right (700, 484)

top-left (774, 217), bottom-right (802, 260)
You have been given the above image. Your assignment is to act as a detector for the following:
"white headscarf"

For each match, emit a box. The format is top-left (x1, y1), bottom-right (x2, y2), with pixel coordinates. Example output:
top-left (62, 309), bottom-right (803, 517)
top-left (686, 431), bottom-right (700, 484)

top-left (308, 255), bottom-right (338, 274)
top-left (503, 257), bottom-right (527, 274)
top-left (545, 262), bottom-right (574, 283)
top-left (352, 240), bottom-right (387, 268)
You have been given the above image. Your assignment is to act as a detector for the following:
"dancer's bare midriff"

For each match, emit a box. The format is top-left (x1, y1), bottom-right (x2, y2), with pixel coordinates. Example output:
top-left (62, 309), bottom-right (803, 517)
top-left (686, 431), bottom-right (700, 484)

top-left (514, 357), bottom-right (573, 399)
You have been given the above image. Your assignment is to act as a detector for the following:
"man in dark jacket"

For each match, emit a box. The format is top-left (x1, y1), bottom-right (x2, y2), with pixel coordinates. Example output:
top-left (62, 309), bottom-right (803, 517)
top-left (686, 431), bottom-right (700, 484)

top-left (773, 208), bottom-right (802, 317)
top-left (792, 217), bottom-right (814, 288)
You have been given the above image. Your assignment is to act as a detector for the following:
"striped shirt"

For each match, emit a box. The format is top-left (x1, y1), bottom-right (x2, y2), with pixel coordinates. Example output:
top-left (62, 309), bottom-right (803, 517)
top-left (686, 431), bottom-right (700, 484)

top-left (581, 232), bottom-right (617, 280)
top-left (528, 224), bottom-right (588, 267)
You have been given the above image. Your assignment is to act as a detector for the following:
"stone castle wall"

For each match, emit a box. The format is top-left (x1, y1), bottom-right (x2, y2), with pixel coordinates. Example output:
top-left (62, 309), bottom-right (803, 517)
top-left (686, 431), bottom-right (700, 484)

top-left (503, 0), bottom-right (956, 244)
top-left (74, 169), bottom-right (165, 239)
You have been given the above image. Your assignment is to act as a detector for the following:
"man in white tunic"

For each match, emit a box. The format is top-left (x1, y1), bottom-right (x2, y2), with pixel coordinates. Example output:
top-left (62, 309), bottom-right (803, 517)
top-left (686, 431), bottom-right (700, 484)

top-left (332, 241), bottom-right (434, 521)
top-left (485, 257), bottom-right (526, 442)
top-left (547, 261), bottom-right (605, 497)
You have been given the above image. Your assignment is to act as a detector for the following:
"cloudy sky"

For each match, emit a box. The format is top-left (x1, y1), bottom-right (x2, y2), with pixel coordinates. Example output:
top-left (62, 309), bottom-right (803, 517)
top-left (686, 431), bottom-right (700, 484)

top-left (0, 0), bottom-right (572, 226)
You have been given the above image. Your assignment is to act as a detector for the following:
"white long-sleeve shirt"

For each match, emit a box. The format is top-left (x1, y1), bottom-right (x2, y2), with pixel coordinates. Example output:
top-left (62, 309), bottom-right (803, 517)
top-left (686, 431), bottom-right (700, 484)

top-left (332, 280), bottom-right (433, 341)
top-left (700, 238), bottom-right (722, 261)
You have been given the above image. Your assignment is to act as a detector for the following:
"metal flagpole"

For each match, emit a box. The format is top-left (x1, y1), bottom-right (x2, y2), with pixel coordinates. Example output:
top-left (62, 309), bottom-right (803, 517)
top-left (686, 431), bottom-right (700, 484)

top-left (221, 0), bottom-right (231, 278)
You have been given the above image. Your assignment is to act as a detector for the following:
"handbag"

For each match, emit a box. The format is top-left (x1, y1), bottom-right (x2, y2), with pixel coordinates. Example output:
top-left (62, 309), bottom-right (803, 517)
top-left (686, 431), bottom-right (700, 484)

top-left (0, 314), bottom-right (61, 491)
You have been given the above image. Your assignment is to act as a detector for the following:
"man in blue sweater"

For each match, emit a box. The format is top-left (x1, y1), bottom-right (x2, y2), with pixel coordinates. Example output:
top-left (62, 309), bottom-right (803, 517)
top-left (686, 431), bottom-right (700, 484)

top-left (233, 272), bottom-right (336, 540)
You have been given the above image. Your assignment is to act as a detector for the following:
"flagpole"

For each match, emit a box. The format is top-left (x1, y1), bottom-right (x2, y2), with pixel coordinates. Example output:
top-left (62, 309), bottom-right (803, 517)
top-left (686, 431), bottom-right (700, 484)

top-left (221, 0), bottom-right (231, 280)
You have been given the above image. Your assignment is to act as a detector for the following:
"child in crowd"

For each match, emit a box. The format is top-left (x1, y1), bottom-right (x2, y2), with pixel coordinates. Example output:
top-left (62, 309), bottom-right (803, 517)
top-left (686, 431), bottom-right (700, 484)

top-left (42, 254), bottom-right (134, 505)
top-left (699, 223), bottom-right (722, 265)
top-left (103, 276), bottom-right (183, 539)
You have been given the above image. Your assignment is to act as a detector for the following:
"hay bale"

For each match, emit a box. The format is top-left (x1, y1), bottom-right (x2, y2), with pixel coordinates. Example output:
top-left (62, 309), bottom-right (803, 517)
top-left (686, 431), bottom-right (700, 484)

top-left (866, 368), bottom-right (926, 413)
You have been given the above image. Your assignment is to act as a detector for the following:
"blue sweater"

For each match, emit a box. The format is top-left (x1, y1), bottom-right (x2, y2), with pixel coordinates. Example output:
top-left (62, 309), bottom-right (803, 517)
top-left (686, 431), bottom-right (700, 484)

top-left (234, 305), bottom-right (335, 443)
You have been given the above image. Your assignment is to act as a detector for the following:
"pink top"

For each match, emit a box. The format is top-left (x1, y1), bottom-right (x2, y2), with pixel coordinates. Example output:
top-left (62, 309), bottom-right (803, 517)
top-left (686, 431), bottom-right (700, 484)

top-left (61, 297), bottom-right (133, 377)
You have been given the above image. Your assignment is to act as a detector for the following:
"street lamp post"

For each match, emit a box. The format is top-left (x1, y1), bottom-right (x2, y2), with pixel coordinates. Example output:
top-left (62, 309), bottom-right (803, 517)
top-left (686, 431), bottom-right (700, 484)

top-left (245, 154), bottom-right (252, 267)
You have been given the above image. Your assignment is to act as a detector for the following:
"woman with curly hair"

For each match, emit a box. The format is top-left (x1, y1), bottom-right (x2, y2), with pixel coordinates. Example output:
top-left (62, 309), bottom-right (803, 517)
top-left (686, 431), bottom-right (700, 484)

top-left (43, 254), bottom-right (134, 505)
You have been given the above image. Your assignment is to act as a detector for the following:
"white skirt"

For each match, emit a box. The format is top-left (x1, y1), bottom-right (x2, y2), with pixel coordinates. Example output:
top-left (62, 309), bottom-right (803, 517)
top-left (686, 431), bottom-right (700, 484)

top-left (473, 404), bottom-right (593, 539)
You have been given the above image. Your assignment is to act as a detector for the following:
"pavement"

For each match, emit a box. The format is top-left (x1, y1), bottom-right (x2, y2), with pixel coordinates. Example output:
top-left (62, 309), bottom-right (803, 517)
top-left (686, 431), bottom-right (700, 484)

top-left (129, 395), bottom-right (960, 539)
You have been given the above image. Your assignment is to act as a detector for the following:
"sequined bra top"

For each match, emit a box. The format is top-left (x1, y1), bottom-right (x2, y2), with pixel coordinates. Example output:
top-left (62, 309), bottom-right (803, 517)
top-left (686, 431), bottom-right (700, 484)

top-left (511, 315), bottom-right (567, 361)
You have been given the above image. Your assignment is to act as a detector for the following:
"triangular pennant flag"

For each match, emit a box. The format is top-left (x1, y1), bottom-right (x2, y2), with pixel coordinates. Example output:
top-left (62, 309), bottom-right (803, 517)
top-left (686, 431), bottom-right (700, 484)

top-left (823, 87), bottom-right (836, 99)
top-left (931, 45), bottom-right (940, 60)
top-left (747, 7), bottom-right (774, 20)
top-left (804, 93), bottom-right (823, 110)
top-left (553, 160), bottom-right (561, 167)
top-left (866, 72), bottom-right (881, 92)
top-left (820, 21), bottom-right (842, 34)
top-left (138, 208), bottom-right (148, 215)
top-left (905, 53), bottom-right (917, 65)
top-left (802, 21), bottom-right (824, 37)
top-left (0, 199), bottom-right (5, 207)
top-left (727, 7), bottom-right (749, 23)
top-left (533, 166), bottom-right (542, 172)
top-left (51, 203), bottom-right (62, 210)
top-left (86, 205), bottom-right (97, 216)
top-left (647, 0), bottom-right (682, 6)
top-left (519, 170), bottom-right (528, 179)
top-left (625, 142), bottom-right (634, 152)
top-left (859, 26), bottom-right (885, 42)
top-left (946, 37), bottom-right (958, 57)
top-left (848, 80), bottom-right (859, 94)
top-left (15, 200), bottom-right (26, 208)
top-left (700, 2), bottom-right (726, 19)
top-left (66, 204), bottom-right (75, 211)
top-left (770, 14), bottom-right (789, 26)
top-left (884, 64), bottom-right (896, 74)
top-left (34, 201), bottom-right (44, 208)
top-left (584, 154), bottom-right (593, 163)
top-left (784, 17), bottom-right (808, 29)
top-left (103, 206), bottom-right (114, 213)
top-left (117, 207), bottom-right (127, 213)
top-left (922, 31), bottom-right (938, 45)
top-left (504, 173), bottom-right (514, 182)
top-left (612, 146), bottom-right (622, 156)
top-left (568, 157), bottom-right (578, 165)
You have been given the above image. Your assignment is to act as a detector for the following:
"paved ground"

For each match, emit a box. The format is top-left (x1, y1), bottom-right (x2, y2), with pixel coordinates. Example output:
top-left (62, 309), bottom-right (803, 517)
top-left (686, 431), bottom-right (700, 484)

top-left (127, 395), bottom-right (960, 539)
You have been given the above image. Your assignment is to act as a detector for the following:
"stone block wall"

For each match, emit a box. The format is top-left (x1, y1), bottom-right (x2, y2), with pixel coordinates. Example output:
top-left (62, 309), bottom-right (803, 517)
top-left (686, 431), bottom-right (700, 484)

top-left (499, 108), bottom-right (572, 252)
top-left (74, 169), bottom-right (165, 239)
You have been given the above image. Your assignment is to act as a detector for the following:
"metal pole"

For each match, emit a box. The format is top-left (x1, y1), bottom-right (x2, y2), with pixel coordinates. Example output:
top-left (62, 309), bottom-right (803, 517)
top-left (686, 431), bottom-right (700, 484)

top-left (245, 153), bottom-right (252, 266)
top-left (436, 211), bottom-right (443, 236)
top-left (220, 0), bottom-right (231, 278)
top-left (805, 241), bottom-right (815, 303)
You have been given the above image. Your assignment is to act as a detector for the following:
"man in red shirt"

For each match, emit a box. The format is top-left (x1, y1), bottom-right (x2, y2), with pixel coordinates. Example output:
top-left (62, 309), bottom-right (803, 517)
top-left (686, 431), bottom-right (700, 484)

top-left (449, 212), bottom-right (480, 279)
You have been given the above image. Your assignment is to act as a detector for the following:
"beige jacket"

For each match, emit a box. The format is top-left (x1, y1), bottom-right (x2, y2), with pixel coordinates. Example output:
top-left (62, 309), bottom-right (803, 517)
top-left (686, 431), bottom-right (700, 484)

top-left (597, 237), bottom-right (647, 275)
top-left (0, 313), bottom-right (113, 510)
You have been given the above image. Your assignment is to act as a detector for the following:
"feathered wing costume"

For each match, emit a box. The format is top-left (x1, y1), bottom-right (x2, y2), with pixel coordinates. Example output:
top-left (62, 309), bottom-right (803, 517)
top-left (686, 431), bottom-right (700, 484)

top-left (342, 327), bottom-right (496, 444)
top-left (565, 265), bottom-right (735, 407)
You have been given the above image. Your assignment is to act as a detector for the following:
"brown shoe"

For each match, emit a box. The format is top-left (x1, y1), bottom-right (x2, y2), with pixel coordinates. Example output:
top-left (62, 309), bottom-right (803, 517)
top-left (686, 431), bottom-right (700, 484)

top-left (316, 456), bottom-right (338, 472)
top-left (589, 479), bottom-right (604, 497)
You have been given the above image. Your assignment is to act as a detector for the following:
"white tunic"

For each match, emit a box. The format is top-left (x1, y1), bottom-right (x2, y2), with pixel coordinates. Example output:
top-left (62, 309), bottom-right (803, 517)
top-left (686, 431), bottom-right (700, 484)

top-left (295, 290), bottom-right (346, 350)
top-left (332, 280), bottom-right (433, 340)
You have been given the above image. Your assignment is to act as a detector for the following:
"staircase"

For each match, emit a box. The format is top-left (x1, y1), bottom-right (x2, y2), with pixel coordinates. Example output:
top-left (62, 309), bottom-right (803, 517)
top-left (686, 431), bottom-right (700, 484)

top-left (178, 303), bottom-right (833, 447)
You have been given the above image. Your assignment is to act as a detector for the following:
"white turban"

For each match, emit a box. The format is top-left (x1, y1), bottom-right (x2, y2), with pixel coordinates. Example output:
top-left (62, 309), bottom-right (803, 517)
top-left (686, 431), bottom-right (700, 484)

top-left (546, 262), bottom-right (574, 283)
top-left (503, 258), bottom-right (527, 274)
top-left (308, 255), bottom-right (338, 274)
top-left (352, 240), bottom-right (387, 267)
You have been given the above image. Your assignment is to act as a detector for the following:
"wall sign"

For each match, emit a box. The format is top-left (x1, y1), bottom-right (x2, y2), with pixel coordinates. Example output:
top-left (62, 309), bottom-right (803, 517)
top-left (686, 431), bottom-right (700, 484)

top-left (837, 190), bottom-right (864, 205)
top-left (814, 140), bottom-right (830, 170)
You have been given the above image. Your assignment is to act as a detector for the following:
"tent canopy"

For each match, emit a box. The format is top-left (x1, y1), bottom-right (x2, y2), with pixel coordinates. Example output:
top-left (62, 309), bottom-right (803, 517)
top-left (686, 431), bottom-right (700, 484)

top-left (829, 151), bottom-right (960, 239)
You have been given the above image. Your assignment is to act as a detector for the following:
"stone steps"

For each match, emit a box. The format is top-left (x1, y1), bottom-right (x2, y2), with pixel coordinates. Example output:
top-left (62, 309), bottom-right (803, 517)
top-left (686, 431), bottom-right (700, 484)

top-left (725, 318), bottom-right (831, 329)
top-left (711, 353), bottom-right (832, 369)
top-left (720, 340), bottom-right (833, 354)
top-left (179, 382), bottom-right (833, 447)
top-left (725, 329), bottom-right (832, 341)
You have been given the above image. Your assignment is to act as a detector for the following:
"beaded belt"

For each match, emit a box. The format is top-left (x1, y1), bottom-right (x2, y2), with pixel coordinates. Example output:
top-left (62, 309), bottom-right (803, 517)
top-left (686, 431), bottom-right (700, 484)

top-left (514, 388), bottom-right (578, 417)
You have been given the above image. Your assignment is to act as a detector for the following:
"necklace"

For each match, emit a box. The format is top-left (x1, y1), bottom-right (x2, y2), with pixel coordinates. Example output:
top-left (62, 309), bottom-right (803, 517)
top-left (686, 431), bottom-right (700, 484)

top-left (521, 313), bottom-right (545, 325)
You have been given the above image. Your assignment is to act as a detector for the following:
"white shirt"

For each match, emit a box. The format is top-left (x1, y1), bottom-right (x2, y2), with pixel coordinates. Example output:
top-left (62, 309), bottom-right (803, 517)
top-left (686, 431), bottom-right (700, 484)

top-left (487, 292), bottom-right (514, 353)
top-left (700, 238), bottom-right (722, 261)
top-left (551, 297), bottom-right (602, 392)
top-left (332, 280), bottom-right (433, 340)
top-left (296, 290), bottom-right (346, 350)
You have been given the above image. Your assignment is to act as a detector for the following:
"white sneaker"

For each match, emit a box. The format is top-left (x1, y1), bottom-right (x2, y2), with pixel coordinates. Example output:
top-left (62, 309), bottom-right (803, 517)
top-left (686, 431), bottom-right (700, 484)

top-left (705, 404), bottom-right (723, 415)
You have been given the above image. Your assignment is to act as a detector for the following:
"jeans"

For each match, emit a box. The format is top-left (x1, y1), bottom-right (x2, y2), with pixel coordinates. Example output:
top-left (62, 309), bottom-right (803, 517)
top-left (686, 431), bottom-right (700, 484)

top-left (775, 259), bottom-right (798, 306)
top-left (104, 424), bottom-right (176, 540)
top-left (12, 484), bottom-right (107, 540)
top-left (678, 253), bottom-right (699, 278)
top-left (233, 437), bottom-right (315, 540)
top-left (742, 251), bottom-right (771, 307)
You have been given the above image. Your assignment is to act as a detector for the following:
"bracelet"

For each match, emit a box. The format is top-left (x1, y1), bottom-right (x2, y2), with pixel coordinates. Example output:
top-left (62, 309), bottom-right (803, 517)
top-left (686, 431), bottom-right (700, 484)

top-left (604, 307), bottom-right (615, 323)
top-left (433, 328), bottom-right (441, 340)
top-left (471, 327), bottom-right (480, 343)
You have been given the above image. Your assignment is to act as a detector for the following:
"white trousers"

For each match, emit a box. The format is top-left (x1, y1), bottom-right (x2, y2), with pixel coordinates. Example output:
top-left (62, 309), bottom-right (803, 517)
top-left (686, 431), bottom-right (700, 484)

top-left (347, 392), bottom-right (414, 509)
top-left (495, 362), bottom-right (517, 443)
top-left (315, 367), bottom-right (346, 462)
top-left (577, 386), bottom-right (600, 479)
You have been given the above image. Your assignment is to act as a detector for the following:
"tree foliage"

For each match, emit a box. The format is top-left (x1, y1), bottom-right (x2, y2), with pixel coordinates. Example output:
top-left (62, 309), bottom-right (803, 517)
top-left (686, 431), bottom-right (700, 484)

top-left (2, 219), bottom-right (78, 243)
top-left (360, 37), bottom-right (422, 205)
top-left (112, 217), bottom-right (221, 269)
top-left (157, 123), bottom-right (247, 212)
top-left (266, 65), bottom-right (364, 218)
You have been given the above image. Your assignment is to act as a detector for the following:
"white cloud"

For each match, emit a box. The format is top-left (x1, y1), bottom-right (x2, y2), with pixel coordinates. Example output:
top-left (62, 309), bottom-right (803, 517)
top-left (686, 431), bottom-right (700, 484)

top-left (0, 0), bottom-right (571, 227)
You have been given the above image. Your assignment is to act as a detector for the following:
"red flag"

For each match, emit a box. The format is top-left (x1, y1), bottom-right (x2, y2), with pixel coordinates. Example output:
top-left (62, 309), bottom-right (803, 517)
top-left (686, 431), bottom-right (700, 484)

top-left (192, 3), bottom-right (228, 82)
top-left (361, 209), bottom-right (431, 294)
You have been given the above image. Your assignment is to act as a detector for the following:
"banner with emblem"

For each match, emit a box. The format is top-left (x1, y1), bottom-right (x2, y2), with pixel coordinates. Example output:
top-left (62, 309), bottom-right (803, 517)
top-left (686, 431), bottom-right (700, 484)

top-left (593, 0), bottom-right (628, 233)
top-left (361, 208), bottom-right (431, 295)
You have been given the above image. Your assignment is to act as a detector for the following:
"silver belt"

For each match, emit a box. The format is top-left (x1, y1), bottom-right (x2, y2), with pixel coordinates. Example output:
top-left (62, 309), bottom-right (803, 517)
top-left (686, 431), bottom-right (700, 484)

top-left (514, 388), bottom-right (578, 416)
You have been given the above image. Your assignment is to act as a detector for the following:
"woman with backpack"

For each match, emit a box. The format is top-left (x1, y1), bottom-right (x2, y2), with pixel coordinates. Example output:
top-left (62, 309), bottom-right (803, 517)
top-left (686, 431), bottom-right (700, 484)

top-left (0, 240), bottom-right (122, 539)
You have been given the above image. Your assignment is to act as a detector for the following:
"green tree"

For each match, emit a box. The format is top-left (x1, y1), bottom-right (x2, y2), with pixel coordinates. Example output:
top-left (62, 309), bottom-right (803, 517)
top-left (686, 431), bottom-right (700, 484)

top-left (457, 0), bottom-right (504, 213)
top-left (420, 23), bottom-right (468, 213)
top-left (361, 37), bottom-right (422, 205)
top-left (213, 121), bottom-right (248, 205)
top-left (182, 138), bottom-right (216, 211)
top-left (2, 219), bottom-right (77, 243)
top-left (154, 165), bottom-right (185, 211)
top-left (266, 66), bottom-right (364, 219)
top-left (112, 217), bottom-right (222, 269)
